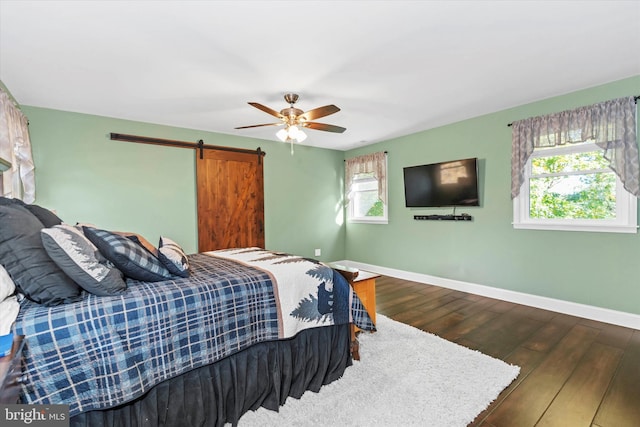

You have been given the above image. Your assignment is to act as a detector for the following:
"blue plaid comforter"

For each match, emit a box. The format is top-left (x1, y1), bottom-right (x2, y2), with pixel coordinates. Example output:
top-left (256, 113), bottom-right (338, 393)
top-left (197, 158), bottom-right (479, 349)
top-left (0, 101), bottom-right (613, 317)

top-left (14, 249), bottom-right (374, 417)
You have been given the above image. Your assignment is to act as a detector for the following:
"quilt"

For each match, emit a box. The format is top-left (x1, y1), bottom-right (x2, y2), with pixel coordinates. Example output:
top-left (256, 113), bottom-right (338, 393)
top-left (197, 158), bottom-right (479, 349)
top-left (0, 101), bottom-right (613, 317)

top-left (14, 249), bottom-right (375, 417)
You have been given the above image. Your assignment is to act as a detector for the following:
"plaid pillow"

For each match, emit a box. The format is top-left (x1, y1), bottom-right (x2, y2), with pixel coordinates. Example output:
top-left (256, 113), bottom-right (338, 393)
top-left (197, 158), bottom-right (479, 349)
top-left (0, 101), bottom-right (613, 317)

top-left (83, 227), bottom-right (172, 282)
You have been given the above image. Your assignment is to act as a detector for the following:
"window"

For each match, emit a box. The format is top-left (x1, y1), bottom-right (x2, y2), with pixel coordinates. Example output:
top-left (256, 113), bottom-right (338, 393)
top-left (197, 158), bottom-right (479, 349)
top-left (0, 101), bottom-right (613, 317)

top-left (513, 142), bottom-right (637, 233)
top-left (346, 152), bottom-right (387, 223)
top-left (511, 96), bottom-right (638, 234)
top-left (349, 172), bottom-right (387, 222)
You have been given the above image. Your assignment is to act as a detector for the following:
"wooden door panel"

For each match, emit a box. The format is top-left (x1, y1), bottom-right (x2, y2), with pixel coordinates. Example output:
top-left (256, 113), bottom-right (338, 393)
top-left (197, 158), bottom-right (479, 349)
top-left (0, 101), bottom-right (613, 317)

top-left (196, 149), bottom-right (264, 252)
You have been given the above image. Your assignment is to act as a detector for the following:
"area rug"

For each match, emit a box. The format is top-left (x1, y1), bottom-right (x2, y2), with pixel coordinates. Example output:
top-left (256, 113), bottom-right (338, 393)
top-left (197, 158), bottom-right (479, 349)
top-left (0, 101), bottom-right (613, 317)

top-left (237, 314), bottom-right (520, 426)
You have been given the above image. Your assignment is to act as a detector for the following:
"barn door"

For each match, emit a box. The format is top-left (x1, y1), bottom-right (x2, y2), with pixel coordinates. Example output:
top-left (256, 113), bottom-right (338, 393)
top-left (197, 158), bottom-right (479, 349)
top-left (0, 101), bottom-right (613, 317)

top-left (196, 149), bottom-right (265, 252)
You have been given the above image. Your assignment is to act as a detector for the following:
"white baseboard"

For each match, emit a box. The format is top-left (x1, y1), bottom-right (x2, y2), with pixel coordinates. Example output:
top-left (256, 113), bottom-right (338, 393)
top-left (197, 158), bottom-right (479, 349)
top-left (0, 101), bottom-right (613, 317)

top-left (335, 260), bottom-right (640, 330)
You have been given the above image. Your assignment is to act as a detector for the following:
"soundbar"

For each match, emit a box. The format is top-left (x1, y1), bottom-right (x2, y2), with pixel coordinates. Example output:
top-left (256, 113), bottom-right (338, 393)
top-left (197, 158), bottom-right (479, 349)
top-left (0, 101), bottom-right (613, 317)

top-left (413, 214), bottom-right (472, 221)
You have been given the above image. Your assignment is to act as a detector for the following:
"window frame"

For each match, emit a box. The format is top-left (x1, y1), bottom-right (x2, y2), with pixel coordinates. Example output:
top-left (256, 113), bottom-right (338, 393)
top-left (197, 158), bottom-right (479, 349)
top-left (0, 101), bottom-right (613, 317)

top-left (513, 142), bottom-right (637, 233)
top-left (347, 157), bottom-right (388, 224)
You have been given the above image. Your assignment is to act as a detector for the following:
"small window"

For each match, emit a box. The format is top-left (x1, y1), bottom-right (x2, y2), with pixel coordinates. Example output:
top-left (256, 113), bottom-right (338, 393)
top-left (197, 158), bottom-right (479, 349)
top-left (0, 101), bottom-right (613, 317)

top-left (513, 142), bottom-right (637, 233)
top-left (346, 152), bottom-right (388, 224)
top-left (349, 173), bottom-right (387, 223)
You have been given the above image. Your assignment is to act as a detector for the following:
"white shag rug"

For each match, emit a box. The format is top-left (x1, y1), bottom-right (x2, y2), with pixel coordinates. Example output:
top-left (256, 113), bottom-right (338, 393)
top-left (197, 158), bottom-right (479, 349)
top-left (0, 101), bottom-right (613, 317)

top-left (237, 314), bottom-right (520, 427)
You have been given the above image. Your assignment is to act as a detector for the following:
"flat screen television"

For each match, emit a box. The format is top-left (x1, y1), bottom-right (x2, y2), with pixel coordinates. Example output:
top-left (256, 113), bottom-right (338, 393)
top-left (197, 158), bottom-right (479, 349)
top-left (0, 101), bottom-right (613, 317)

top-left (403, 157), bottom-right (479, 207)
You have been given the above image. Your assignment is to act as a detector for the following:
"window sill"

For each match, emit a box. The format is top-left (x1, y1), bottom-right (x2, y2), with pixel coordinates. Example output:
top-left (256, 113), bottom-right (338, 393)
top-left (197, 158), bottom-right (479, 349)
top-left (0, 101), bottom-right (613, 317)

top-left (513, 222), bottom-right (638, 234)
top-left (348, 218), bottom-right (388, 224)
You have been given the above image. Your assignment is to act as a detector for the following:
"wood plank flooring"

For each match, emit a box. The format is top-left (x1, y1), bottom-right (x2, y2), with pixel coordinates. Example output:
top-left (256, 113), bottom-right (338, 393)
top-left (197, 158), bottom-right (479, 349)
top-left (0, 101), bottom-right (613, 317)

top-left (373, 276), bottom-right (640, 427)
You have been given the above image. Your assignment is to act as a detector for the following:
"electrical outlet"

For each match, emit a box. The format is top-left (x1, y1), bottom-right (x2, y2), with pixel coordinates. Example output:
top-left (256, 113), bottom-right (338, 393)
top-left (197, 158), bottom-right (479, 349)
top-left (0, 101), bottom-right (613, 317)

top-left (314, 248), bottom-right (321, 257)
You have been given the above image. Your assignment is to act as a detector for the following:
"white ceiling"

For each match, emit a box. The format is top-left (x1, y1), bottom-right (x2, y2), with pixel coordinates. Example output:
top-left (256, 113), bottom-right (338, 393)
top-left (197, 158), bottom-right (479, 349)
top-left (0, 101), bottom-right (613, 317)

top-left (1, 1), bottom-right (639, 151)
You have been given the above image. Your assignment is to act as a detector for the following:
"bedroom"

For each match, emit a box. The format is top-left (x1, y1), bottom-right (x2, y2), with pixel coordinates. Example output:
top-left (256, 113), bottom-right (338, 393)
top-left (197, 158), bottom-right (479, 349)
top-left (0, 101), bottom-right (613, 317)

top-left (8, 76), bottom-right (639, 323)
top-left (1, 0), bottom-right (639, 426)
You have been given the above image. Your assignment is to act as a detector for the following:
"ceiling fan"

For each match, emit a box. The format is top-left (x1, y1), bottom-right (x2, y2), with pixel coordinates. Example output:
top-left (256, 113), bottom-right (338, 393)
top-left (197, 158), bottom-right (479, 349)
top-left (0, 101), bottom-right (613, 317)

top-left (235, 93), bottom-right (346, 144)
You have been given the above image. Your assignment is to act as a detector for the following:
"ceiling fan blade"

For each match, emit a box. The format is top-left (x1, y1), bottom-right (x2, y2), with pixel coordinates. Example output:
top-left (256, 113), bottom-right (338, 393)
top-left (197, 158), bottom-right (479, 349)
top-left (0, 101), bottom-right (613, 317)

top-left (300, 105), bottom-right (340, 121)
top-left (303, 122), bottom-right (346, 133)
top-left (235, 123), bottom-right (283, 129)
top-left (248, 102), bottom-right (284, 119)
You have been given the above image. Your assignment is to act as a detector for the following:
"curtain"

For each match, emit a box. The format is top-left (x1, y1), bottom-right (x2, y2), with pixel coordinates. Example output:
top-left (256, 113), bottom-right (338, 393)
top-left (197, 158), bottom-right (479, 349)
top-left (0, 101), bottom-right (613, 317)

top-left (0, 88), bottom-right (35, 202)
top-left (511, 96), bottom-right (639, 198)
top-left (345, 151), bottom-right (387, 204)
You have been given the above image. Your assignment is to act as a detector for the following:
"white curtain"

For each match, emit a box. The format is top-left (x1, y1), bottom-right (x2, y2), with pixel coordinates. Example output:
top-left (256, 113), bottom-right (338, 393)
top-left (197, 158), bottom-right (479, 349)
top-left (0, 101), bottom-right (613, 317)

top-left (345, 151), bottom-right (387, 204)
top-left (0, 88), bottom-right (35, 202)
top-left (511, 96), bottom-right (639, 198)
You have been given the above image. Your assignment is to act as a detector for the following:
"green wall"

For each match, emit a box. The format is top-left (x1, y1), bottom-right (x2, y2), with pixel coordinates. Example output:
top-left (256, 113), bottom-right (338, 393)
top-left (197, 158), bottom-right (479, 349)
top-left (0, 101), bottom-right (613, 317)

top-left (345, 76), bottom-right (640, 315)
top-left (20, 106), bottom-right (346, 261)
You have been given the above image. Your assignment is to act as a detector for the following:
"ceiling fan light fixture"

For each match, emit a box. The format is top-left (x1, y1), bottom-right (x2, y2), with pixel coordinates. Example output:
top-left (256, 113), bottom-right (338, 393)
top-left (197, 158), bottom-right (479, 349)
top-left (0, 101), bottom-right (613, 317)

top-left (295, 129), bottom-right (307, 142)
top-left (276, 125), bottom-right (307, 143)
top-left (287, 125), bottom-right (300, 139)
top-left (276, 128), bottom-right (289, 142)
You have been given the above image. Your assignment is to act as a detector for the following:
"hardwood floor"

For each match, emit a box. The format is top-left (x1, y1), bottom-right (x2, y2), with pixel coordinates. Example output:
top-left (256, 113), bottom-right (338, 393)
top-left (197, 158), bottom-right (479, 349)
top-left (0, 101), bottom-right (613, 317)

top-left (374, 276), bottom-right (640, 427)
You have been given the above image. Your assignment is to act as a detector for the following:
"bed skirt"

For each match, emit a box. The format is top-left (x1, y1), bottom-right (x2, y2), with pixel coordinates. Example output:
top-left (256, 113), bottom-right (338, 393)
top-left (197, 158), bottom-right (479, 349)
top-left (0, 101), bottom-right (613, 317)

top-left (69, 323), bottom-right (352, 427)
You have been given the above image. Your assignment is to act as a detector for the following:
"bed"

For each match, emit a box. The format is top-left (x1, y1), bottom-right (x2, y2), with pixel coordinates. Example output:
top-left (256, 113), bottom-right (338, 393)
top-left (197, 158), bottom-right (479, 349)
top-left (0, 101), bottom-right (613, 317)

top-left (1, 200), bottom-right (375, 426)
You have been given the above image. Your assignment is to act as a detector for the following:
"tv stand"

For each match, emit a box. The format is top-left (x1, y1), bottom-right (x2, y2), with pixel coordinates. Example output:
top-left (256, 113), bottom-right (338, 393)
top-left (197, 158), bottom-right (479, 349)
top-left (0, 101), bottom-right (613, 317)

top-left (414, 214), bottom-right (472, 221)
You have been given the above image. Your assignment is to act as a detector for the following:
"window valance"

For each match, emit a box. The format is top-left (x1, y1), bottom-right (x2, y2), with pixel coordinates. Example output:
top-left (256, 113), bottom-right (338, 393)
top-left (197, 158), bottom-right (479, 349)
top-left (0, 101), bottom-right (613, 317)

top-left (511, 96), bottom-right (639, 198)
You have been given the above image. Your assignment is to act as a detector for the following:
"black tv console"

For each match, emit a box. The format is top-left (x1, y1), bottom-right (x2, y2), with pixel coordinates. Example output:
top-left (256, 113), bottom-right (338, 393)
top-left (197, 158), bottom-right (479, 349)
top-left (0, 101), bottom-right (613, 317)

top-left (414, 214), bottom-right (472, 221)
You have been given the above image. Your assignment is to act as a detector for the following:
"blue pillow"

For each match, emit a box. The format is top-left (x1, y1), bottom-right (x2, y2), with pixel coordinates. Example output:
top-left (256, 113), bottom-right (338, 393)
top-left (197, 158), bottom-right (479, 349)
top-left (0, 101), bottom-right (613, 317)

top-left (0, 197), bottom-right (63, 227)
top-left (0, 204), bottom-right (81, 305)
top-left (83, 227), bottom-right (172, 282)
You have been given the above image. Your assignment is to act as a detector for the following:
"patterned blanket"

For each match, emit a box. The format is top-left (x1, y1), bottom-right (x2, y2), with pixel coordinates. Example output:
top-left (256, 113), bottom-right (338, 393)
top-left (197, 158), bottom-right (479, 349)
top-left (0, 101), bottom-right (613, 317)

top-left (14, 249), bottom-right (374, 416)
